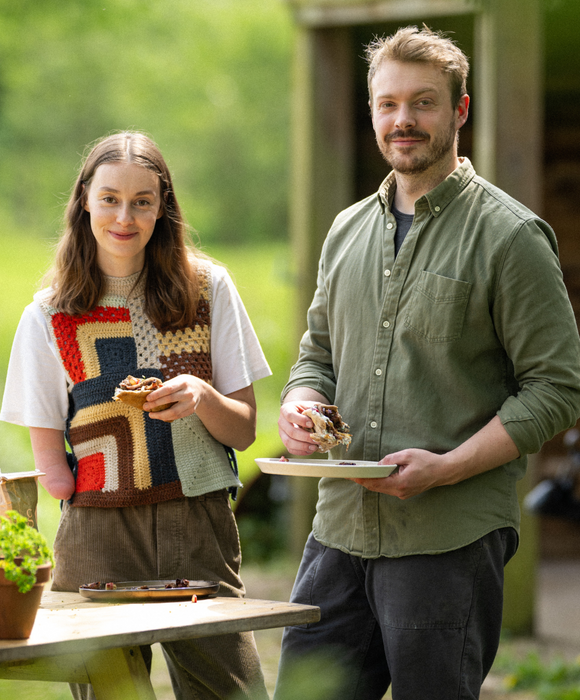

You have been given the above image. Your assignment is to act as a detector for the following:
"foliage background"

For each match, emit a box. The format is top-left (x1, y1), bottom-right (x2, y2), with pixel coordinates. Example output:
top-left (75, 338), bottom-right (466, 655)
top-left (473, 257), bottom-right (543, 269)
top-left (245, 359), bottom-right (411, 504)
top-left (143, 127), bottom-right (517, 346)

top-left (0, 0), bottom-right (296, 550)
top-left (0, 0), bottom-right (292, 244)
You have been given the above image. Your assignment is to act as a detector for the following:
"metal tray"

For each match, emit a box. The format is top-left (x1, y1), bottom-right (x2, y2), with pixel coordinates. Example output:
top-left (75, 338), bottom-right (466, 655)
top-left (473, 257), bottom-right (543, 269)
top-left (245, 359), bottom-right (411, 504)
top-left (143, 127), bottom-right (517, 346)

top-left (256, 458), bottom-right (398, 478)
top-left (79, 579), bottom-right (220, 602)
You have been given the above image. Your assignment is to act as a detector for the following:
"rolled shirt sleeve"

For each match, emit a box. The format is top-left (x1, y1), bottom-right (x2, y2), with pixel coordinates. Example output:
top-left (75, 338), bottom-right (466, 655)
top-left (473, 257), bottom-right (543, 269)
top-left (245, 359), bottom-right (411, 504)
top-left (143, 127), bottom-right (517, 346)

top-left (494, 219), bottom-right (580, 454)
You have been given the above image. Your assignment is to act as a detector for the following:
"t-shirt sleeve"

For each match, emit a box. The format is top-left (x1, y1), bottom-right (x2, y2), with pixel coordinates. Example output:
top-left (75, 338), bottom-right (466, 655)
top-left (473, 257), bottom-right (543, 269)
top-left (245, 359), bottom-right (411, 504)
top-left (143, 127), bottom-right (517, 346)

top-left (0, 301), bottom-right (69, 429)
top-left (210, 265), bottom-right (272, 396)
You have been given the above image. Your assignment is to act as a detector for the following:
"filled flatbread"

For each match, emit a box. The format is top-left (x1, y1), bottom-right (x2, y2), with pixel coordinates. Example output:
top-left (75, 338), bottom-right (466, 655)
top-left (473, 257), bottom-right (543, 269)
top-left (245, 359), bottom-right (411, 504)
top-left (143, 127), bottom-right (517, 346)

top-left (113, 375), bottom-right (176, 412)
top-left (301, 403), bottom-right (352, 453)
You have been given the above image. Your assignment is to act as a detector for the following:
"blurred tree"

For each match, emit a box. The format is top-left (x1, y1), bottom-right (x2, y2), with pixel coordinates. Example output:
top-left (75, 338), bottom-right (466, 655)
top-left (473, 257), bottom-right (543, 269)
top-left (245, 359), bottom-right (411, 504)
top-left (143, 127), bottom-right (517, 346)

top-left (0, 0), bottom-right (292, 244)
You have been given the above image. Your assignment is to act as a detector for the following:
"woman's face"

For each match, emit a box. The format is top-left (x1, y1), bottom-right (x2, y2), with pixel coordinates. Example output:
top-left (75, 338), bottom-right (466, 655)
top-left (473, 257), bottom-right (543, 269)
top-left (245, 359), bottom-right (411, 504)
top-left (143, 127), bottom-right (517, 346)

top-left (83, 162), bottom-right (163, 276)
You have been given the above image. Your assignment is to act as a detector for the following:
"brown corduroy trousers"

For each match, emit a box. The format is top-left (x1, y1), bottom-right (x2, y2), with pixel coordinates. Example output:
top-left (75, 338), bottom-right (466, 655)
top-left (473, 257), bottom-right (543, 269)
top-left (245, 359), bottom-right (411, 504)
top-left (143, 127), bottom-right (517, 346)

top-left (52, 490), bottom-right (268, 700)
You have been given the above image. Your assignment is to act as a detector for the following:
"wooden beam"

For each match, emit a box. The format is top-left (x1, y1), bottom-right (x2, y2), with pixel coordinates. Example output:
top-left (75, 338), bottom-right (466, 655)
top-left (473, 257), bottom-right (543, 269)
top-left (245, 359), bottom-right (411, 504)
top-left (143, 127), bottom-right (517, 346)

top-left (0, 646), bottom-right (156, 699)
top-left (0, 652), bottom-right (89, 683)
top-left (288, 0), bottom-right (473, 27)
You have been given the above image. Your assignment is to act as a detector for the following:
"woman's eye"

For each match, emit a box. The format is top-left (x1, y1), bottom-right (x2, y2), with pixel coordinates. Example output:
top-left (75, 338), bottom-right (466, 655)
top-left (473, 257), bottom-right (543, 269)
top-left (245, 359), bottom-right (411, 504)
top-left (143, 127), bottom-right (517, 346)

top-left (102, 196), bottom-right (116, 204)
top-left (136, 199), bottom-right (151, 207)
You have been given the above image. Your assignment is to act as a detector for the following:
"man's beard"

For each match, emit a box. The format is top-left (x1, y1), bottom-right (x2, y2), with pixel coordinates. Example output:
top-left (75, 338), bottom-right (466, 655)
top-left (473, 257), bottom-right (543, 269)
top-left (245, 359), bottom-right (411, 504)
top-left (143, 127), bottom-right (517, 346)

top-left (377, 120), bottom-right (457, 175)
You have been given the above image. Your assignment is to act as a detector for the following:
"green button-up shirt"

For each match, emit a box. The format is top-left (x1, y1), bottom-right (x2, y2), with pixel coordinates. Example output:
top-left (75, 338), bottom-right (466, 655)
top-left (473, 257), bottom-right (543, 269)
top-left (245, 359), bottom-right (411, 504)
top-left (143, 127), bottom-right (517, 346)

top-left (283, 159), bottom-right (580, 558)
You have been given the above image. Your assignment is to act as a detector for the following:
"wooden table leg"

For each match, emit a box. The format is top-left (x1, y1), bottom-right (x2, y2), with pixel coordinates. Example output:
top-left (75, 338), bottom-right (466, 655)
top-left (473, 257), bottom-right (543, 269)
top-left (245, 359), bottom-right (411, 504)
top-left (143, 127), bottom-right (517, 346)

top-left (84, 646), bottom-right (156, 700)
top-left (0, 653), bottom-right (89, 683)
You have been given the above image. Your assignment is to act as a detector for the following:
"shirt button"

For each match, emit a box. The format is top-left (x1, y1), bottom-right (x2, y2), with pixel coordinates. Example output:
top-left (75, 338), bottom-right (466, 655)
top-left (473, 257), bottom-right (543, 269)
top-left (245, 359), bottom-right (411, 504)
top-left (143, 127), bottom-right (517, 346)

top-left (375, 369), bottom-right (382, 376)
top-left (434, 205), bottom-right (441, 212)
top-left (383, 320), bottom-right (390, 328)
top-left (386, 222), bottom-right (394, 229)
top-left (370, 421), bottom-right (378, 429)
top-left (384, 269), bottom-right (391, 277)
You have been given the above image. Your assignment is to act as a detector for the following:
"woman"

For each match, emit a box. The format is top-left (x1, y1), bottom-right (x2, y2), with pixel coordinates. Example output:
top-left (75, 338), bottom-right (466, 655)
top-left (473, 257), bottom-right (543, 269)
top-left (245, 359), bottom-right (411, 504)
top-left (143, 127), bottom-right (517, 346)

top-left (0, 131), bottom-right (271, 699)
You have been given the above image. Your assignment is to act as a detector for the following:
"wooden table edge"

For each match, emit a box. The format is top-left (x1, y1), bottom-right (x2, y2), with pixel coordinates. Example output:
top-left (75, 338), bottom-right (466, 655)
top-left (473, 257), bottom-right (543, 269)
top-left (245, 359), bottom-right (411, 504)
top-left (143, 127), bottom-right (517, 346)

top-left (0, 596), bottom-right (321, 663)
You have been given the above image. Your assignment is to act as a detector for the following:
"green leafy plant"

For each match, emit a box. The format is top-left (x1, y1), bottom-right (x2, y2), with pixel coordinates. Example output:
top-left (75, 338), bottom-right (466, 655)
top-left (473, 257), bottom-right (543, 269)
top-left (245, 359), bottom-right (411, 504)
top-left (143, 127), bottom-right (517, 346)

top-left (0, 510), bottom-right (54, 594)
top-left (501, 652), bottom-right (580, 698)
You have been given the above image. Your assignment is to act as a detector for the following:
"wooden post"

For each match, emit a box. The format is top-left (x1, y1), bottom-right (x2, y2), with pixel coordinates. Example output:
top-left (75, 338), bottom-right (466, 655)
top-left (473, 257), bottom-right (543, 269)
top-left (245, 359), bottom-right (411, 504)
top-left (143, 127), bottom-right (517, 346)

top-left (473, 0), bottom-right (543, 634)
top-left (290, 25), bottom-right (355, 328)
top-left (502, 459), bottom-right (539, 635)
top-left (288, 24), bottom-right (355, 559)
top-left (473, 0), bottom-right (544, 212)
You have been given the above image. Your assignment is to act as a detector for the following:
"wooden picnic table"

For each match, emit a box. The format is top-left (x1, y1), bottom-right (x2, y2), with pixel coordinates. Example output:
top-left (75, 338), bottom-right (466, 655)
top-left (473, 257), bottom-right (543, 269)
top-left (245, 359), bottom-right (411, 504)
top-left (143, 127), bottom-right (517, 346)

top-left (0, 590), bottom-right (320, 699)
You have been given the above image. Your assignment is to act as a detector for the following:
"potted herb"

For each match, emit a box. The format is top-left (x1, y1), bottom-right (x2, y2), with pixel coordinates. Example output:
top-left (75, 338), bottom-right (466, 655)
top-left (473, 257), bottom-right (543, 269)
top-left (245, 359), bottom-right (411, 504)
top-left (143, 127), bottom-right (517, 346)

top-left (0, 510), bottom-right (55, 639)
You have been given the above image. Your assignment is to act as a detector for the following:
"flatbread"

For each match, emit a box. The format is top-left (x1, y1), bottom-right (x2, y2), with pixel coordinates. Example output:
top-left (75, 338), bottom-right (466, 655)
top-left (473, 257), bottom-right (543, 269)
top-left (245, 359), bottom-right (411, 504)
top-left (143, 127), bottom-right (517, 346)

top-left (113, 376), bottom-right (176, 412)
top-left (301, 403), bottom-right (352, 453)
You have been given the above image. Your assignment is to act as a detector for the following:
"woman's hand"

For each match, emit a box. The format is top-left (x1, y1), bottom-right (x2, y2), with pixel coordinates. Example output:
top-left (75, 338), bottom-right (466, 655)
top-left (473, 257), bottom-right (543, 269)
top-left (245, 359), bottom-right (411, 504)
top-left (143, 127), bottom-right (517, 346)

top-left (143, 375), bottom-right (208, 419)
top-left (144, 376), bottom-right (258, 451)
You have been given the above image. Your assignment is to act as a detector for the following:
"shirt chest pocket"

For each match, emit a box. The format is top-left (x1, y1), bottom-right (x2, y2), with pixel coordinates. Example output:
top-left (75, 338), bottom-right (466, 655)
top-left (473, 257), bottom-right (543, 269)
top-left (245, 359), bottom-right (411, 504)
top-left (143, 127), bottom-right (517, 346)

top-left (404, 270), bottom-right (472, 343)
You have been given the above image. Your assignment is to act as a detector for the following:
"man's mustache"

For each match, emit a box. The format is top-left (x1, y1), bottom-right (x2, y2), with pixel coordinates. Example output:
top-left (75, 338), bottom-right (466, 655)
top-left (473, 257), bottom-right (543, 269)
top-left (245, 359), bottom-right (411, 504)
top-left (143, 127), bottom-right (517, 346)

top-left (385, 129), bottom-right (430, 142)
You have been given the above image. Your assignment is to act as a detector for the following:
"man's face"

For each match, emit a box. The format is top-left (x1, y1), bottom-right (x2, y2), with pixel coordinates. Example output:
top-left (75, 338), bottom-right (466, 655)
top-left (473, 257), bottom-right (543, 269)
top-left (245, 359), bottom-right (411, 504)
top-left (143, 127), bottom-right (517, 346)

top-left (370, 60), bottom-right (469, 176)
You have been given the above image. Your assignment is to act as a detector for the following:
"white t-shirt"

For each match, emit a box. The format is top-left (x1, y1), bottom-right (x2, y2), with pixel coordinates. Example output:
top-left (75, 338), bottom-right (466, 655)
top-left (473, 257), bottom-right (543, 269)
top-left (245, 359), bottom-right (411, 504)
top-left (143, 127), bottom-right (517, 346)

top-left (0, 264), bottom-right (271, 430)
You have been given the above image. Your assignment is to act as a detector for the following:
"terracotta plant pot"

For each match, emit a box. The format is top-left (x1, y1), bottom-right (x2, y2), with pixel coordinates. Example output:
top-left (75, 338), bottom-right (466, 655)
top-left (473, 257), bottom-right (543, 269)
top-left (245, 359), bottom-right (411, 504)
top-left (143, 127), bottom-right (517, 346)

top-left (0, 561), bottom-right (52, 639)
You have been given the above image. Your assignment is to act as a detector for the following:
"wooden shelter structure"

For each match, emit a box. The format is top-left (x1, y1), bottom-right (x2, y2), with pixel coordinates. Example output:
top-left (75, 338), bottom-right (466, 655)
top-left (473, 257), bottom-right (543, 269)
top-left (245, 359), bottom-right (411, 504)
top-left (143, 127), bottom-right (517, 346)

top-left (282, 0), bottom-right (580, 634)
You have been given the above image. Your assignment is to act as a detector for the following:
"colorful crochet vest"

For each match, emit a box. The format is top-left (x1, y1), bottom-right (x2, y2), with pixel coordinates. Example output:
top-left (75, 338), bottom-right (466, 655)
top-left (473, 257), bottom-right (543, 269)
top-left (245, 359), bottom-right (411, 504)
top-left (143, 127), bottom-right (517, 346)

top-left (36, 264), bottom-right (241, 507)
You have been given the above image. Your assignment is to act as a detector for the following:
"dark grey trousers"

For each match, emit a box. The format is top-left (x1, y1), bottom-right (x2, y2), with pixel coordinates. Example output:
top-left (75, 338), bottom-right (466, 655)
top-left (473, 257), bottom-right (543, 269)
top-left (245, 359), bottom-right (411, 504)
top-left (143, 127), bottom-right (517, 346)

top-left (274, 528), bottom-right (518, 700)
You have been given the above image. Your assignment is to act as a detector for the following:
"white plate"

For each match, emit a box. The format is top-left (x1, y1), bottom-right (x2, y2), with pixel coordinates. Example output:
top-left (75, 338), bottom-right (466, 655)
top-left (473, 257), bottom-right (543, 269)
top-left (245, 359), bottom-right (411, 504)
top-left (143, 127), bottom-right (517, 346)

top-left (255, 458), bottom-right (398, 478)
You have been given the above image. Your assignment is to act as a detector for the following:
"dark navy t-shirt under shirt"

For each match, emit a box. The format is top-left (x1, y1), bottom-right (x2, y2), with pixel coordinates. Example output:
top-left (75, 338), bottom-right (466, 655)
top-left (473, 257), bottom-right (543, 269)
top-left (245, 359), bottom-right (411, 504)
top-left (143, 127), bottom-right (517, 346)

top-left (392, 204), bottom-right (414, 257)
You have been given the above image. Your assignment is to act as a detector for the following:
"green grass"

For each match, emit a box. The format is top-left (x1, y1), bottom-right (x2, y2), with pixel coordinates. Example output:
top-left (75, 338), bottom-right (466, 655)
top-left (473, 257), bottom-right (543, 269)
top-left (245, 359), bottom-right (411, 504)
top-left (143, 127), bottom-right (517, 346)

top-left (491, 639), bottom-right (580, 698)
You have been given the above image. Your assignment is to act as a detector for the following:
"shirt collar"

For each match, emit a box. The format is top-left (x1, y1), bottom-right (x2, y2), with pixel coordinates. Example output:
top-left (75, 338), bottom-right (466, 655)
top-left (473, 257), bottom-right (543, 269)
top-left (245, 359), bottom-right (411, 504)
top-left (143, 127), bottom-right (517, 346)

top-left (377, 158), bottom-right (476, 217)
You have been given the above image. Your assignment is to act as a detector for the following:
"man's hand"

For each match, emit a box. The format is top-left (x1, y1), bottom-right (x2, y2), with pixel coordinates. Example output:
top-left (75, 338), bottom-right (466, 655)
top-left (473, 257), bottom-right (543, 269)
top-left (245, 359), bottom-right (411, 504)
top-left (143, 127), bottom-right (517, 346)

top-left (354, 415), bottom-right (520, 500)
top-left (352, 449), bottom-right (445, 499)
top-left (278, 401), bottom-right (321, 456)
top-left (278, 388), bottom-right (330, 456)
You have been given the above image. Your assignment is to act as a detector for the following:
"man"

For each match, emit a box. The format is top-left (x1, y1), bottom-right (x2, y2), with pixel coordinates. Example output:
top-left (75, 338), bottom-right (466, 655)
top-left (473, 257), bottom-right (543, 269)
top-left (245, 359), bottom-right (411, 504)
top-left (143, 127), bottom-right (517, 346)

top-left (274, 26), bottom-right (580, 700)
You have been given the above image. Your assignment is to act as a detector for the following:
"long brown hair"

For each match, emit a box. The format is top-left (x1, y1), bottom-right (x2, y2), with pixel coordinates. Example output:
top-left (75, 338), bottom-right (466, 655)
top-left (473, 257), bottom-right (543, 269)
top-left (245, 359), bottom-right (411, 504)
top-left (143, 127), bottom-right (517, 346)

top-left (48, 131), bottom-right (201, 332)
